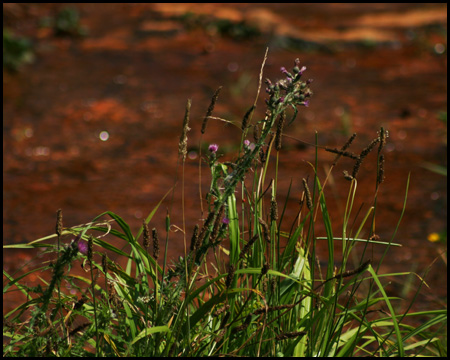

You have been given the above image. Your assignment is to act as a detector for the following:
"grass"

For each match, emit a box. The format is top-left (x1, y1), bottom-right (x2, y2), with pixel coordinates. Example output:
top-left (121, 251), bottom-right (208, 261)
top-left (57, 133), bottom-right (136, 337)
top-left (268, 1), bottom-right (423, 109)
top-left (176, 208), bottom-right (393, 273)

top-left (3, 50), bottom-right (447, 357)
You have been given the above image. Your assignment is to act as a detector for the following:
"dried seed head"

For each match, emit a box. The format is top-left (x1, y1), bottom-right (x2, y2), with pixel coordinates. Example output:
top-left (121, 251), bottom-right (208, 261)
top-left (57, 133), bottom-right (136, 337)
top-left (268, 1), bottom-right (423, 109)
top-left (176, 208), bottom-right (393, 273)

top-left (270, 199), bottom-right (278, 222)
top-left (198, 211), bottom-right (216, 245)
top-left (102, 253), bottom-right (107, 274)
top-left (253, 304), bottom-right (295, 316)
top-left (210, 205), bottom-right (225, 242)
top-left (213, 304), bottom-right (230, 317)
top-left (325, 147), bottom-right (359, 161)
top-left (201, 86), bottom-right (222, 134)
top-left (378, 127), bottom-right (388, 155)
top-left (239, 234), bottom-right (258, 260)
top-left (241, 105), bottom-right (255, 131)
top-left (225, 264), bottom-right (235, 289)
top-left (342, 133), bottom-right (357, 151)
top-left (152, 228), bottom-right (159, 260)
top-left (143, 221), bottom-right (150, 250)
top-left (276, 331), bottom-right (306, 341)
top-left (56, 209), bottom-right (63, 237)
top-left (377, 154), bottom-right (385, 184)
top-left (360, 137), bottom-right (380, 160)
top-left (253, 123), bottom-right (260, 143)
top-left (189, 224), bottom-right (200, 252)
top-left (87, 236), bottom-right (93, 264)
top-left (259, 148), bottom-right (266, 163)
top-left (233, 315), bottom-right (252, 333)
top-left (370, 234), bottom-right (380, 242)
top-left (219, 312), bottom-right (230, 330)
top-left (343, 170), bottom-right (354, 181)
top-left (275, 111), bottom-right (286, 151)
top-left (258, 218), bottom-right (271, 244)
top-left (352, 137), bottom-right (380, 179)
top-left (178, 99), bottom-right (191, 161)
top-left (302, 178), bottom-right (313, 211)
top-left (261, 262), bottom-right (269, 276)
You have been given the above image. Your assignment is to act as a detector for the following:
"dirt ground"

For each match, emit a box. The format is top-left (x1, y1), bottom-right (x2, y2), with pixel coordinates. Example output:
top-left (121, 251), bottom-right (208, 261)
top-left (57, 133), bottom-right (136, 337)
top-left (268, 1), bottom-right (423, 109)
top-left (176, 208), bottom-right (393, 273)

top-left (3, 4), bottom-right (447, 319)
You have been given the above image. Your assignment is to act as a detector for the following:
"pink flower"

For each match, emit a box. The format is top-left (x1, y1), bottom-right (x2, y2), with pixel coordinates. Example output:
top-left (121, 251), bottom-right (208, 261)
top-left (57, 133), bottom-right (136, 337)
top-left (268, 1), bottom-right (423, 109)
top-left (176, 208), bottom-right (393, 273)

top-left (208, 144), bottom-right (219, 153)
top-left (78, 241), bottom-right (88, 255)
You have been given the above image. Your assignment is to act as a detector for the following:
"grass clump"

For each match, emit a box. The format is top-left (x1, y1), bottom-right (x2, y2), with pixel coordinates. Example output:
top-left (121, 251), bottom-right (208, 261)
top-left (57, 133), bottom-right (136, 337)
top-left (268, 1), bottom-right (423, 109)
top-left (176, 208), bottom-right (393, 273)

top-left (3, 50), bottom-right (447, 357)
top-left (3, 29), bottom-right (34, 72)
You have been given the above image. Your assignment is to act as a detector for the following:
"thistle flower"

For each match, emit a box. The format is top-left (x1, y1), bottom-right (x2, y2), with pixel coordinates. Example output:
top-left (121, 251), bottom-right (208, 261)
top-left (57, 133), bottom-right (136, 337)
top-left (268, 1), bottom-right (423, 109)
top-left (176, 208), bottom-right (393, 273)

top-left (77, 240), bottom-right (88, 255)
top-left (265, 59), bottom-right (313, 112)
top-left (208, 144), bottom-right (219, 153)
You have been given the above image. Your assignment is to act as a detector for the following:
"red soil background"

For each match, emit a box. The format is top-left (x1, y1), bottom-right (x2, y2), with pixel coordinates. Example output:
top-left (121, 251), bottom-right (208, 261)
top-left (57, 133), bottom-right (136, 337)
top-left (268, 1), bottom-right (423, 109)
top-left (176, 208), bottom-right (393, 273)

top-left (3, 4), bottom-right (447, 323)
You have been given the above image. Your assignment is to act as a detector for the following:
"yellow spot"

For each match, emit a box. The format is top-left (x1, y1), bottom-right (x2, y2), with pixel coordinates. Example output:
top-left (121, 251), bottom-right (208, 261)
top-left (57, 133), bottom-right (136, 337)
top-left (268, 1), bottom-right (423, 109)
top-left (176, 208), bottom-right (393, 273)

top-left (427, 232), bottom-right (440, 243)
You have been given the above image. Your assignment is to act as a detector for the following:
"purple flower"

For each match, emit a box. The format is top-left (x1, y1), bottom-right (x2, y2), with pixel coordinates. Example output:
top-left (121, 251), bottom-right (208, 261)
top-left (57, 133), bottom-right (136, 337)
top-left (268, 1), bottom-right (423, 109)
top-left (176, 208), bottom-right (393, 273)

top-left (222, 217), bottom-right (230, 225)
top-left (78, 241), bottom-right (88, 255)
top-left (208, 144), bottom-right (219, 153)
top-left (244, 139), bottom-right (250, 147)
top-left (303, 99), bottom-right (310, 107)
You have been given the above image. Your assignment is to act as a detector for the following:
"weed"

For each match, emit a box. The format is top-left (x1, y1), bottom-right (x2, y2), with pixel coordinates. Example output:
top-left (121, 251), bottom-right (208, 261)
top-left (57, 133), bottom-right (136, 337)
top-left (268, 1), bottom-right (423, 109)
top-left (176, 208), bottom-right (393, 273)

top-left (3, 51), bottom-right (447, 357)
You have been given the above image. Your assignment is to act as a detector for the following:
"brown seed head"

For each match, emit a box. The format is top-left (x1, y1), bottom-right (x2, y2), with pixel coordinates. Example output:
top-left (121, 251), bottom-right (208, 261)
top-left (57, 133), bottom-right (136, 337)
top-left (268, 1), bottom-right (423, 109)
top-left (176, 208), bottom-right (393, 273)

top-left (56, 209), bottom-right (63, 237)
top-left (201, 86), bottom-right (222, 134)
top-left (189, 224), bottom-right (200, 252)
top-left (302, 178), bottom-right (313, 211)
top-left (241, 105), bottom-right (255, 131)
top-left (143, 221), bottom-right (150, 250)
top-left (275, 111), bottom-right (286, 151)
top-left (152, 228), bottom-right (159, 260)
top-left (178, 99), bottom-right (191, 161)
top-left (225, 264), bottom-right (235, 289)
top-left (258, 218), bottom-right (271, 244)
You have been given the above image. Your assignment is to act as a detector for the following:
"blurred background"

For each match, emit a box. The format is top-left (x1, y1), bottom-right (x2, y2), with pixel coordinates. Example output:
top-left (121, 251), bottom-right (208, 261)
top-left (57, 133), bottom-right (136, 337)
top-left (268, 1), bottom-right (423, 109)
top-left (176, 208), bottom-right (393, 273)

top-left (3, 4), bottom-right (447, 316)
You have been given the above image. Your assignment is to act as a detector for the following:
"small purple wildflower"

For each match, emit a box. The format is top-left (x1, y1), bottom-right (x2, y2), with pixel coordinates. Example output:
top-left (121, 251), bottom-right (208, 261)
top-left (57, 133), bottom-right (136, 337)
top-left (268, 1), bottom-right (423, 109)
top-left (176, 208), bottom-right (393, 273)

top-left (208, 144), bottom-right (219, 153)
top-left (222, 217), bottom-right (230, 225)
top-left (244, 139), bottom-right (250, 147)
top-left (303, 99), bottom-right (310, 107)
top-left (78, 241), bottom-right (88, 255)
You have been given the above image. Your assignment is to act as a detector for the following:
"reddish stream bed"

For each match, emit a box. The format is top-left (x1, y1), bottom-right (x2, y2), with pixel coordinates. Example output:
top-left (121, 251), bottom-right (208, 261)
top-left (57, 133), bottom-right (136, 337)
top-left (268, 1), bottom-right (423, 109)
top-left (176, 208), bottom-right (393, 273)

top-left (3, 4), bottom-right (447, 322)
